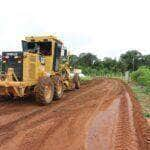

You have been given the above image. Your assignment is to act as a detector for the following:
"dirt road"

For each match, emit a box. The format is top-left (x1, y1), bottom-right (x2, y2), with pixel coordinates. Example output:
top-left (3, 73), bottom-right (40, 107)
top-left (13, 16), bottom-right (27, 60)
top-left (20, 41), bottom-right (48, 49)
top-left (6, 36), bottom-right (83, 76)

top-left (0, 78), bottom-right (149, 150)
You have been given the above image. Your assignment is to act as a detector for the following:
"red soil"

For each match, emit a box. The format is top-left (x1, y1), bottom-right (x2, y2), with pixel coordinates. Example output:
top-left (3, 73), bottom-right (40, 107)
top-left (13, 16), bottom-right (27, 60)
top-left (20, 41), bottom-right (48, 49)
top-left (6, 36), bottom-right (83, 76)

top-left (0, 78), bottom-right (149, 150)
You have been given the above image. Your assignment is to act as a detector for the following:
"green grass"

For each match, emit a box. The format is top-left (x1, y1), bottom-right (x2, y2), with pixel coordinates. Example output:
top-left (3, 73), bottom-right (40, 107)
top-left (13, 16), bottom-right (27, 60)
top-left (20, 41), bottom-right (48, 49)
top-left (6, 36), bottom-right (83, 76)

top-left (131, 83), bottom-right (150, 118)
top-left (80, 76), bottom-right (93, 84)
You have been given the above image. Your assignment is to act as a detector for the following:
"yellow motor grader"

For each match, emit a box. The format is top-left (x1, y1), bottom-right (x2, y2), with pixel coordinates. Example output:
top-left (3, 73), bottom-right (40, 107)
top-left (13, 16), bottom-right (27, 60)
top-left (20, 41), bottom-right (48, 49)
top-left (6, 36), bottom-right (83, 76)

top-left (0, 35), bottom-right (80, 105)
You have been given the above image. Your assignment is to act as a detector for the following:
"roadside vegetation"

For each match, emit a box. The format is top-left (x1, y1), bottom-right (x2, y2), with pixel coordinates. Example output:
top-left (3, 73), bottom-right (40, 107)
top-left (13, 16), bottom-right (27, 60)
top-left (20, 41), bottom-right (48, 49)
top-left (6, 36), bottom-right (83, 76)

top-left (131, 67), bottom-right (150, 94)
top-left (130, 67), bottom-right (150, 118)
top-left (70, 50), bottom-right (150, 77)
top-left (131, 83), bottom-right (150, 118)
top-left (80, 76), bottom-right (93, 84)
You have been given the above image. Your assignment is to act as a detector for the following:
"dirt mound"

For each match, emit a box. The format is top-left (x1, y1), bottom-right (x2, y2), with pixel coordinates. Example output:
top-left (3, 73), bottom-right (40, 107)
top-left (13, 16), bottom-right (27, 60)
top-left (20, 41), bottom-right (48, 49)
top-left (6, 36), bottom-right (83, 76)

top-left (0, 78), bottom-right (149, 150)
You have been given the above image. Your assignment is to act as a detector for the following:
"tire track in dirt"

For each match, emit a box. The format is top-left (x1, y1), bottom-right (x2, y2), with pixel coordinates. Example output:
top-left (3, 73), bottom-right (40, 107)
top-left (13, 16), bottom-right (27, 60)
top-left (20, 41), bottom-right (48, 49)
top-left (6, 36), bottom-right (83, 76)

top-left (0, 78), bottom-right (108, 149)
top-left (0, 78), bottom-right (149, 150)
top-left (85, 80), bottom-right (149, 150)
top-left (85, 79), bottom-right (124, 150)
top-left (113, 92), bottom-right (139, 150)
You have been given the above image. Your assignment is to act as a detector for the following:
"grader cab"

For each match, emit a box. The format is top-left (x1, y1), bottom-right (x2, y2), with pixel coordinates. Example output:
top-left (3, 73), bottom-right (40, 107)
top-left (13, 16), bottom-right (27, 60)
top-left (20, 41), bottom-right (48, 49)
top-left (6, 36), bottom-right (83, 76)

top-left (0, 36), bottom-right (80, 105)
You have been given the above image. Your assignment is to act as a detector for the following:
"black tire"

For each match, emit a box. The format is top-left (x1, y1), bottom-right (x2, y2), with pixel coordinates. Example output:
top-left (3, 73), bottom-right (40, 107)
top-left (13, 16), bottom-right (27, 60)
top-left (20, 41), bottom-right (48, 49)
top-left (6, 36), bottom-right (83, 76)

top-left (35, 77), bottom-right (54, 105)
top-left (1, 95), bottom-right (13, 101)
top-left (54, 76), bottom-right (63, 100)
top-left (73, 73), bottom-right (80, 89)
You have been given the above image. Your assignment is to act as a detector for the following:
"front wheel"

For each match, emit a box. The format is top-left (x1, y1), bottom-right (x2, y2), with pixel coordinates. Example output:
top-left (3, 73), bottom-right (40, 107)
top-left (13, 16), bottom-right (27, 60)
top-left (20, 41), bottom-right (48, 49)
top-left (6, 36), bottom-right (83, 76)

top-left (54, 76), bottom-right (63, 100)
top-left (35, 77), bottom-right (54, 105)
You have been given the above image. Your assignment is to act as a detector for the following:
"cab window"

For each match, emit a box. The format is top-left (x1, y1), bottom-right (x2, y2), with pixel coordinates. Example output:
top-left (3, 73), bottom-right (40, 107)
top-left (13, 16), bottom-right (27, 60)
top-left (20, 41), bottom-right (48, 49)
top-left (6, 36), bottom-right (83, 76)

top-left (22, 41), bottom-right (52, 56)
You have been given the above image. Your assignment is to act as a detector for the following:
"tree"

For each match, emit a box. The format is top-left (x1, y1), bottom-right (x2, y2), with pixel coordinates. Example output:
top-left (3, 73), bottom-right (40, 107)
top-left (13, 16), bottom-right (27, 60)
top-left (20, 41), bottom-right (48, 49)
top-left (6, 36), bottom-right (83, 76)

top-left (78, 53), bottom-right (98, 67)
top-left (102, 57), bottom-right (118, 72)
top-left (93, 59), bottom-right (104, 69)
top-left (69, 55), bottom-right (79, 67)
top-left (120, 50), bottom-right (142, 71)
top-left (117, 60), bottom-right (127, 73)
top-left (142, 55), bottom-right (150, 67)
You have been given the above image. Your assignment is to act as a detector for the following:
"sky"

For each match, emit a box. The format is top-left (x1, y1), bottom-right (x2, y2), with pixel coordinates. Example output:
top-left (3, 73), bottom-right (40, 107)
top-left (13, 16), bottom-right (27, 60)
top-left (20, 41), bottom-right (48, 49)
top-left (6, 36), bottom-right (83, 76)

top-left (0, 0), bottom-right (150, 59)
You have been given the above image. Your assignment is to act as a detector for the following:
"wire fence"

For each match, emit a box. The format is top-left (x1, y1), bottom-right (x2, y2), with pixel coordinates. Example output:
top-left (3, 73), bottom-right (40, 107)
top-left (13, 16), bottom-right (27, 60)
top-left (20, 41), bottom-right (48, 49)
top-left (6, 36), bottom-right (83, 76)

top-left (99, 72), bottom-right (131, 82)
top-left (81, 71), bottom-right (131, 83)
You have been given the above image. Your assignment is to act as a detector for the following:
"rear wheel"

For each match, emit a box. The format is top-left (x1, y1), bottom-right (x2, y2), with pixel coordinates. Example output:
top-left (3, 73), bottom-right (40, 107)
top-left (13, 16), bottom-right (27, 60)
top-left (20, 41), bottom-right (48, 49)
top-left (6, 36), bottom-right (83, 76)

top-left (35, 77), bottom-right (54, 105)
top-left (54, 76), bottom-right (63, 100)
top-left (1, 95), bottom-right (13, 101)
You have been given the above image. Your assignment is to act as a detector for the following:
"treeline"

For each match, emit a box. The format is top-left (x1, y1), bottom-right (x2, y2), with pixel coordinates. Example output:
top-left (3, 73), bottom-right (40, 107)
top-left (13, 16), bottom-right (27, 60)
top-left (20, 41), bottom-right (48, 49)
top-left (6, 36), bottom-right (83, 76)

top-left (69, 50), bottom-right (150, 75)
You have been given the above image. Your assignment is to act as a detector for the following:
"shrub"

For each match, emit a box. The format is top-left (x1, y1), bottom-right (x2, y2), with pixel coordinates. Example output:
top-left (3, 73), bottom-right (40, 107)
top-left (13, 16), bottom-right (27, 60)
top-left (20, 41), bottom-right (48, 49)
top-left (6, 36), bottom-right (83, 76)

top-left (131, 66), bottom-right (150, 91)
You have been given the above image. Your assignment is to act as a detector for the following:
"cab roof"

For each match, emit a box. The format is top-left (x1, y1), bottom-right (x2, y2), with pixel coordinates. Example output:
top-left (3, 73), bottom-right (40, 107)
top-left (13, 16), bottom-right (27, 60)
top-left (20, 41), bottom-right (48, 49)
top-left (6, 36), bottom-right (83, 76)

top-left (25, 35), bottom-right (63, 44)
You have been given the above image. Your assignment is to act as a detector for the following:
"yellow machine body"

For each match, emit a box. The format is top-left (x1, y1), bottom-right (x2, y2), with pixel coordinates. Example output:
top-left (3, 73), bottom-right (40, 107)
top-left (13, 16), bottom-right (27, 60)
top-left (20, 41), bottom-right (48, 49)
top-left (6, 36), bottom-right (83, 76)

top-left (0, 35), bottom-right (77, 100)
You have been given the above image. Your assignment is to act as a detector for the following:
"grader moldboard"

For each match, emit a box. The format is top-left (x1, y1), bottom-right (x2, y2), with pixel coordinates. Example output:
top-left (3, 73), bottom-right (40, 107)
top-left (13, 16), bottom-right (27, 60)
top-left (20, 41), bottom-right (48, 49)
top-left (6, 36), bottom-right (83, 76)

top-left (0, 35), bottom-right (80, 105)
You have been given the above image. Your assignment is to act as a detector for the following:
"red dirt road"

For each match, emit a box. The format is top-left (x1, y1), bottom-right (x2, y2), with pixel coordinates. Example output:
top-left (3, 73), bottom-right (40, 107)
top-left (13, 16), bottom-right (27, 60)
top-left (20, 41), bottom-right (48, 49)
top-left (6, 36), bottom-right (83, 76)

top-left (0, 78), bottom-right (149, 150)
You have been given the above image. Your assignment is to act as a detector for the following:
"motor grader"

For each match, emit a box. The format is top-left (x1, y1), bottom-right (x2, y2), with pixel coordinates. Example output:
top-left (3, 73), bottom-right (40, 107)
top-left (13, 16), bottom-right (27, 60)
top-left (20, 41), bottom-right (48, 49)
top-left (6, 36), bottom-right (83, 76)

top-left (0, 35), bottom-right (80, 105)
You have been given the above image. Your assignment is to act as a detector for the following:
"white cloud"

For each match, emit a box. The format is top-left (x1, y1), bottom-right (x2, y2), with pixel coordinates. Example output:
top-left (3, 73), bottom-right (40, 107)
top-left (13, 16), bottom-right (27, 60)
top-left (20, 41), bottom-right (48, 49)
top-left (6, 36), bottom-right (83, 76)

top-left (0, 0), bottom-right (150, 58)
